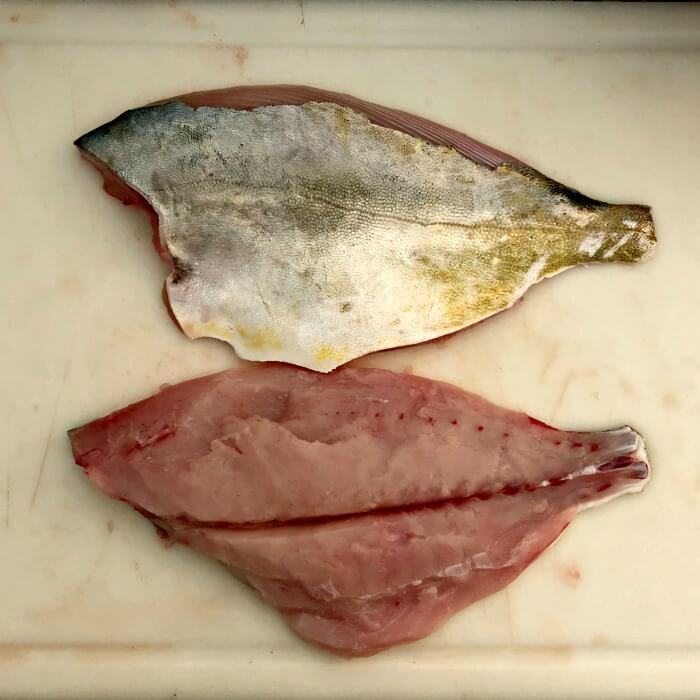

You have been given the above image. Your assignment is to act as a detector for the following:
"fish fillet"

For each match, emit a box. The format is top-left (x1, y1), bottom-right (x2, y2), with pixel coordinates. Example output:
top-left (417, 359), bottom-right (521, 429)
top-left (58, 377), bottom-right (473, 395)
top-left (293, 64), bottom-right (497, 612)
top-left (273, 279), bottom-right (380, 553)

top-left (68, 366), bottom-right (649, 655)
top-left (74, 85), bottom-right (656, 372)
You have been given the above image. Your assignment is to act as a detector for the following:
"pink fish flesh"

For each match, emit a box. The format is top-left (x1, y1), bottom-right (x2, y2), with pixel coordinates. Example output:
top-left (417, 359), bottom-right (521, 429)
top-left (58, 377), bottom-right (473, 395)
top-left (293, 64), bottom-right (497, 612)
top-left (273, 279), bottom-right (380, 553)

top-left (69, 366), bottom-right (649, 655)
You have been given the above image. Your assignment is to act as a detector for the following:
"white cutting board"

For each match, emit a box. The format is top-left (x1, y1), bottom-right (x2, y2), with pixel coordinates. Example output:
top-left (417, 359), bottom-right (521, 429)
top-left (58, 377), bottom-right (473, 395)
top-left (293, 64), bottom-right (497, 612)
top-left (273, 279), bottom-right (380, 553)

top-left (1, 2), bottom-right (699, 697)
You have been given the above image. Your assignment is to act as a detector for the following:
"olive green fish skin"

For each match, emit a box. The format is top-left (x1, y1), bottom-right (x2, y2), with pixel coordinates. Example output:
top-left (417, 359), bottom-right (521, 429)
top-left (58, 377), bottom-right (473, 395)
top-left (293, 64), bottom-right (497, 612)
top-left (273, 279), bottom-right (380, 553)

top-left (76, 101), bottom-right (656, 372)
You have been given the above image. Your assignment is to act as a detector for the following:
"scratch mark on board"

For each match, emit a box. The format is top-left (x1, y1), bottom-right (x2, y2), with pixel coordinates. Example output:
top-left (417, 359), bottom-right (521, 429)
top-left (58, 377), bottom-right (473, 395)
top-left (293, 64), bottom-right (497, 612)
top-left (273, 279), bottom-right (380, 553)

top-left (299, 0), bottom-right (305, 25)
top-left (30, 346), bottom-right (74, 509)
top-left (5, 475), bottom-right (9, 528)
top-left (69, 83), bottom-right (78, 132)
top-left (504, 587), bottom-right (514, 645)
top-left (539, 343), bottom-right (559, 381)
top-left (0, 95), bottom-right (22, 162)
top-left (550, 369), bottom-right (574, 419)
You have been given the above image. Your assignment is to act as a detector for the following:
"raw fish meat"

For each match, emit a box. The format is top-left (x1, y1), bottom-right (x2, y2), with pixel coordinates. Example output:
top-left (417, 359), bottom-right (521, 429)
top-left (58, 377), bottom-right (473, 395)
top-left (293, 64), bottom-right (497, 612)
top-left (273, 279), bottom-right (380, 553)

top-left (75, 85), bottom-right (656, 371)
top-left (69, 366), bottom-right (649, 655)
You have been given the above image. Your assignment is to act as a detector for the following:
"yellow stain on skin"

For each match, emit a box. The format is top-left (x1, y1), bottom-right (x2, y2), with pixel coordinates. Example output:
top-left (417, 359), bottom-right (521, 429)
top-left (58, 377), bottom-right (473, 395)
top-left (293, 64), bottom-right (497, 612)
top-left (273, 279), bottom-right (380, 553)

top-left (414, 253), bottom-right (496, 329)
top-left (315, 344), bottom-right (347, 364)
top-left (413, 222), bottom-right (585, 330)
top-left (190, 321), bottom-right (235, 340)
top-left (200, 321), bottom-right (231, 337)
top-left (236, 325), bottom-right (283, 350)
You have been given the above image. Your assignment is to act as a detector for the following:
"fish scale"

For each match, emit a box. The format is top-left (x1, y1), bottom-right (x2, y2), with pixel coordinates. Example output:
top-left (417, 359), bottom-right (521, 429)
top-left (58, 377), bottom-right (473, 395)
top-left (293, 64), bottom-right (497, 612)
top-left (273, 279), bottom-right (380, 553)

top-left (75, 87), bottom-right (656, 371)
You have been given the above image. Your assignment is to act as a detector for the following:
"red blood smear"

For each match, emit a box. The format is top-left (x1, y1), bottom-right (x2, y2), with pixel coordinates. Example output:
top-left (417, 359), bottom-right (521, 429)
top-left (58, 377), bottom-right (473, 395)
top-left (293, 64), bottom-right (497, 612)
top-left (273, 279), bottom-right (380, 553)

top-left (80, 152), bottom-right (172, 264)
top-left (598, 455), bottom-right (643, 474)
top-left (590, 443), bottom-right (600, 452)
top-left (572, 443), bottom-right (583, 448)
top-left (161, 284), bottom-right (184, 331)
top-left (127, 458), bottom-right (643, 533)
top-left (528, 416), bottom-right (557, 431)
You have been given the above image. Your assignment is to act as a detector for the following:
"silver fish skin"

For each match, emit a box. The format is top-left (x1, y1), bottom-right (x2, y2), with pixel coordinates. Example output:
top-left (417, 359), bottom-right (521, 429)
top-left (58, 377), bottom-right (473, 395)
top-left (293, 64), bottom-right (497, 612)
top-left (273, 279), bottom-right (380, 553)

top-left (76, 91), bottom-right (656, 371)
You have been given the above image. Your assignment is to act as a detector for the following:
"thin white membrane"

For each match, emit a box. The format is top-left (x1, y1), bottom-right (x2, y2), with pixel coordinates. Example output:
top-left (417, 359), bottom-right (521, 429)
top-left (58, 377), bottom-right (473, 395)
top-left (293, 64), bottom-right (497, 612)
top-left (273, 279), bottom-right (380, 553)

top-left (576, 435), bottom-right (650, 513)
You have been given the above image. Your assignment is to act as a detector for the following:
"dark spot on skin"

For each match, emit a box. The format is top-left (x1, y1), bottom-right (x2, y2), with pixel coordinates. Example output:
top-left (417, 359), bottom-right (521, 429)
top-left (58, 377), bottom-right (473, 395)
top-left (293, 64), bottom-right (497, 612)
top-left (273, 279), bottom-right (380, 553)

top-left (427, 416), bottom-right (433, 423)
top-left (335, 411), bottom-right (340, 415)
top-left (572, 442), bottom-right (583, 448)
top-left (399, 413), bottom-right (405, 420)
top-left (502, 432), bottom-right (509, 438)
top-left (476, 425), bottom-right (484, 432)
top-left (554, 441), bottom-right (561, 446)
top-left (502, 485), bottom-right (518, 496)
top-left (452, 420), bottom-right (458, 426)
top-left (9, 14), bottom-right (20, 23)
top-left (170, 257), bottom-right (193, 285)
top-left (590, 443), bottom-right (600, 452)
top-left (374, 413), bottom-right (381, 418)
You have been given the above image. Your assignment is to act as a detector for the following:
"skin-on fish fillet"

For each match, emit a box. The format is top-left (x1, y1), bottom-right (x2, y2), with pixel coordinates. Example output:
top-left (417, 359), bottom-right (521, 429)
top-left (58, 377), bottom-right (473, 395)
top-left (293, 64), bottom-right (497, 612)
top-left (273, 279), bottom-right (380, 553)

top-left (68, 366), bottom-right (649, 655)
top-left (74, 85), bottom-right (656, 372)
